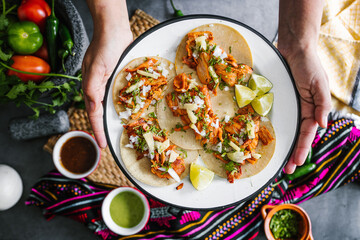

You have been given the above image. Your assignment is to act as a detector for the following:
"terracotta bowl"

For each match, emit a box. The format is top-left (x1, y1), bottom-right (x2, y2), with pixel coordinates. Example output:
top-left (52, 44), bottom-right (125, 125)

top-left (261, 204), bottom-right (313, 240)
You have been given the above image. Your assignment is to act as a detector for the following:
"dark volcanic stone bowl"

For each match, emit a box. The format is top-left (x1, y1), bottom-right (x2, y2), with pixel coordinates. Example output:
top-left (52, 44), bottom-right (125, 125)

top-left (51, 0), bottom-right (89, 85)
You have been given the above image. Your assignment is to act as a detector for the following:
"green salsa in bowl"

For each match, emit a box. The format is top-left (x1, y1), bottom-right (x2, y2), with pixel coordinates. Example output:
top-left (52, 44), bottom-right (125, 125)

top-left (102, 187), bottom-right (150, 235)
top-left (261, 204), bottom-right (313, 240)
top-left (270, 209), bottom-right (301, 239)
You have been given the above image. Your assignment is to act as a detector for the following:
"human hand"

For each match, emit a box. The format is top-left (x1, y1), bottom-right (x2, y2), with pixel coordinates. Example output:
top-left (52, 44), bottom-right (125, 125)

top-left (281, 48), bottom-right (331, 174)
top-left (82, 29), bottom-right (133, 148)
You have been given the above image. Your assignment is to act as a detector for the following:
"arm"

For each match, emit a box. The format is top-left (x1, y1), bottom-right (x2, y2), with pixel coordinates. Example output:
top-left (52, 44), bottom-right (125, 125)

top-left (82, 0), bottom-right (133, 148)
top-left (278, 0), bottom-right (331, 173)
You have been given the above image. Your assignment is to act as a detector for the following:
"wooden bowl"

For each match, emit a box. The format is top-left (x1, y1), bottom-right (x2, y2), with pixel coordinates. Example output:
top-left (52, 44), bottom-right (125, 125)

top-left (261, 204), bottom-right (313, 240)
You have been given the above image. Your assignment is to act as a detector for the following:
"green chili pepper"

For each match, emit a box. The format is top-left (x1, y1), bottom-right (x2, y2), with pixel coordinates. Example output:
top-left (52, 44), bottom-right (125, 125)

top-left (58, 49), bottom-right (69, 72)
top-left (45, 0), bottom-right (59, 70)
top-left (305, 147), bottom-right (313, 164)
top-left (59, 23), bottom-right (74, 56)
top-left (285, 163), bottom-right (316, 181)
top-left (170, 0), bottom-right (184, 17)
top-left (272, 163), bottom-right (317, 187)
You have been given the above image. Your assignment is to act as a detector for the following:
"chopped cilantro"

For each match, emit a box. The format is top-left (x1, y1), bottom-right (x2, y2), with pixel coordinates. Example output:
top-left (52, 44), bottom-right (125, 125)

top-left (211, 45), bottom-right (217, 52)
top-left (178, 148), bottom-right (188, 158)
top-left (208, 56), bottom-right (221, 66)
top-left (219, 81), bottom-right (227, 90)
top-left (148, 112), bottom-right (156, 118)
top-left (225, 66), bottom-right (231, 73)
top-left (175, 123), bottom-right (186, 132)
top-left (198, 92), bottom-right (205, 99)
top-left (237, 76), bottom-right (246, 84)
top-left (224, 161), bottom-right (239, 174)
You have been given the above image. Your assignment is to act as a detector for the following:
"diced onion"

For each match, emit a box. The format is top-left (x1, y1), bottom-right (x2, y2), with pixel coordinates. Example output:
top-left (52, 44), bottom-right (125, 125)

top-left (229, 141), bottom-right (241, 152)
top-left (143, 132), bottom-right (155, 155)
top-left (187, 109), bottom-right (198, 124)
top-left (125, 73), bottom-right (132, 81)
top-left (169, 150), bottom-right (179, 163)
top-left (183, 103), bottom-right (198, 111)
top-left (119, 109), bottom-right (132, 120)
top-left (252, 153), bottom-right (262, 159)
top-left (125, 80), bottom-right (144, 93)
top-left (125, 143), bottom-right (134, 149)
top-left (137, 69), bottom-right (159, 79)
top-left (246, 120), bottom-right (256, 139)
top-left (195, 36), bottom-right (207, 51)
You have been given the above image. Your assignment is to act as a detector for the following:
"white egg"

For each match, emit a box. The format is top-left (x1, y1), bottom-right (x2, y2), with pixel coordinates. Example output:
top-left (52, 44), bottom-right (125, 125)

top-left (0, 164), bottom-right (23, 211)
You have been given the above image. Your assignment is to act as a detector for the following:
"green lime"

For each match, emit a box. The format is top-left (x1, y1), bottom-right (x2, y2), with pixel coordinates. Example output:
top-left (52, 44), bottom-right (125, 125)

top-left (234, 84), bottom-right (256, 108)
top-left (251, 92), bottom-right (274, 116)
top-left (248, 73), bottom-right (273, 96)
top-left (190, 163), bottom-right (214, 191)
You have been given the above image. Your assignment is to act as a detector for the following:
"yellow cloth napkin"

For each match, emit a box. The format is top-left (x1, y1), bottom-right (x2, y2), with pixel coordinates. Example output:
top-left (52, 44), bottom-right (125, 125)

top-left (318, 0), bottom-right (360, 114)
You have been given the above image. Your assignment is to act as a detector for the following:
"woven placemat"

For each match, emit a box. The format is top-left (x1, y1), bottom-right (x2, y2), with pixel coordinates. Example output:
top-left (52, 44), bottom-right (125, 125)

top-left (44, 9), bottom-right (160, 187)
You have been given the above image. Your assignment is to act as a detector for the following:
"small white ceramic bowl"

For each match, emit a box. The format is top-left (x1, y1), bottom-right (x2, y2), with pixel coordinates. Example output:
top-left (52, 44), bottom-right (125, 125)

top-left (53, 131), bottom-right (100, 179)
top-left (102, 187), bottom-right (150, 236)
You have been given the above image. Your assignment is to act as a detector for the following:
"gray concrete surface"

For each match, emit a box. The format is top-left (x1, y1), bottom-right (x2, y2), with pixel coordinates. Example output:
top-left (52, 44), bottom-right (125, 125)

top-left (1, 0), bottom-right (360, 239)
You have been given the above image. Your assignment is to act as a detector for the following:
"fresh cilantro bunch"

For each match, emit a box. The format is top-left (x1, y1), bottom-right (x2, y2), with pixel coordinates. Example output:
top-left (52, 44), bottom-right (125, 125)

top-left (0, 0), bottom-right (83, 118)
top-left (0, 69), bottom-right (83, 118)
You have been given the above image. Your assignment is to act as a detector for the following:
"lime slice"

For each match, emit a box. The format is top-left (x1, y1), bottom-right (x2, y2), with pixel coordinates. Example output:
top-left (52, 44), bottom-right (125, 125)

top-left (234, 84), bottom-right (256, 108)
top-left (248, 73), bottom-right (273, 96)
top-left (251, 92), bottom-right (274, 116)
top-left (190, 163), bottom-right (214, 191)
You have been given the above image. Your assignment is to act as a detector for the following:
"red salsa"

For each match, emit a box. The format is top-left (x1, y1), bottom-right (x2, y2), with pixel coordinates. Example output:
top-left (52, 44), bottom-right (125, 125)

top-left (60, 136), bottom-right (97, 174)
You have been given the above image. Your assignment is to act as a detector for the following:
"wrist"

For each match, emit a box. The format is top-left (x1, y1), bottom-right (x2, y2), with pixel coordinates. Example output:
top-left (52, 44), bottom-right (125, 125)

top-left (278, 0), bottom-right (323, 62)
top-left (87, 0), bottom-right (131, 38)
top-left (277, 35), bottom-right (317, 63)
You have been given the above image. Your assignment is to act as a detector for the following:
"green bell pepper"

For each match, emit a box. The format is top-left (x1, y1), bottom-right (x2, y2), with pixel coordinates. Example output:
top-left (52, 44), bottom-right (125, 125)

top-left (7, 21), bottom-right (43, 54)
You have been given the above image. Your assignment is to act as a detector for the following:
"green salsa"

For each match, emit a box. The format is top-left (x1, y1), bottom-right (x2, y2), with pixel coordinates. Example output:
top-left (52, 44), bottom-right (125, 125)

top-left (270, 209), bottom-right (301, 240)
top-left (110, 191), bottom-right (145, 228)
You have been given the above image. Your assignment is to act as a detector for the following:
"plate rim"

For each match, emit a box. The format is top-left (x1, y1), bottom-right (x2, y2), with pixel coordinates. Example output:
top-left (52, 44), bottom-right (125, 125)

top-left (103, 14), bottom-right (300, 211)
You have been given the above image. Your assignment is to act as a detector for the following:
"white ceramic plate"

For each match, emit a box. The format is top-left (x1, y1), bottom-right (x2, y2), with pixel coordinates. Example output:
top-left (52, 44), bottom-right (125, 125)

top-left (104, 15), bottom-right (300, 210)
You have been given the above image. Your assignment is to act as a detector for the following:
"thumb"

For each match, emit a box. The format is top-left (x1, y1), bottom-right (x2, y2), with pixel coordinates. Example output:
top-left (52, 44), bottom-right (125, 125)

top-left (82, 66), bottom-right (108, 149)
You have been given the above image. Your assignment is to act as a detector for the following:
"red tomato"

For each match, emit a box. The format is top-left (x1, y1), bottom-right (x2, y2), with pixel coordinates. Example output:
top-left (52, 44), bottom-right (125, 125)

top-left (8, 55), bottom-right (51, 83)
top-left (17, 0), bottom-right (51, 32)
top-left (34, 42), bottom-right (49, 61)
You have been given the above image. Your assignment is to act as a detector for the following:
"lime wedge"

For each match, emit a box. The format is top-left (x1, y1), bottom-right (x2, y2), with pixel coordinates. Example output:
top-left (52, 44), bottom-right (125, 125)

top-left (251, 92), bottom-right (274, 116)
top-left (235, 84), bottom-right (256, 108)
top-left (190, 163), bottom-right (214, 191)
top-left (248, 73), bottom-right (273, 96)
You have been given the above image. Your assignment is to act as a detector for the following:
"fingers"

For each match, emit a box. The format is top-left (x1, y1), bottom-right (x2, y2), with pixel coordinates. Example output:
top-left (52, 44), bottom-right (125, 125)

top-left (292, 116), bottom-right (318, 166)
top-left (84, 96), bottom-right (107, 149)
top-left (82, 62), bottom-right (108, 149)
top-left (284, 159), bottom-right (297, 174)
top-left (312, 76), bottom-right (331, 128)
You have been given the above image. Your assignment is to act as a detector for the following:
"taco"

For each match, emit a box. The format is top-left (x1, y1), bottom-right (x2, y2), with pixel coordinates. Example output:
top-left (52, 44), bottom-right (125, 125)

top-left (113, 56), bottom-right (176, 122)
top-left (199, 110), bottom-right (276, 183)
top-left (175, 23), bottom-right (253, 94)
top-left (157, 73), bottom-right (224, 150)
top-left (120, 115), bottom-right (198, 186)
